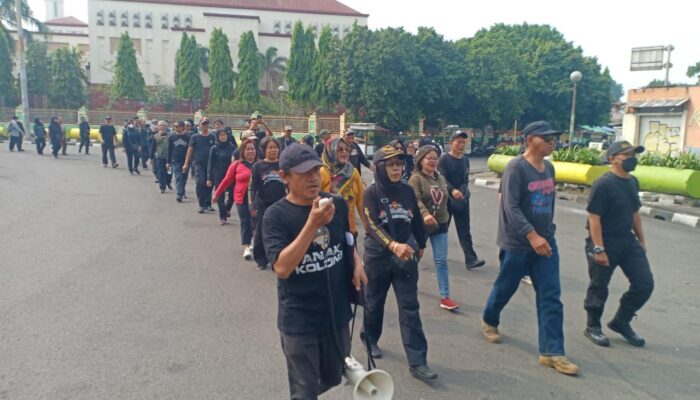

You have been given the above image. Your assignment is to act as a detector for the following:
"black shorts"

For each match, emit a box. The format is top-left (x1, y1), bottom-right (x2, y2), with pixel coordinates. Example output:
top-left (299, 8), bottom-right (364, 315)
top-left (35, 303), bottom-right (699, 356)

top-left (279, 327), bottom-right (350, 400)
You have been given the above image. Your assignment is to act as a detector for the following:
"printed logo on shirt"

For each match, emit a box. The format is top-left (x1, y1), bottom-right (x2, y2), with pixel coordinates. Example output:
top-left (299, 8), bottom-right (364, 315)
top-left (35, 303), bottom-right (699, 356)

top-left (296, 243), bottom-right (343, 274)
top-left (429, 185), bottom-right (444, 207)
top-left (378, 201), bottom-right (413, 224)
top-left (528, 178), bottom-right (555, 215)
top-left (313, 226), bottom-right (331, 249)
top-left (262, 171), bottom-right (282, 185)
top-left (350, 149), bottom-right (358, 156)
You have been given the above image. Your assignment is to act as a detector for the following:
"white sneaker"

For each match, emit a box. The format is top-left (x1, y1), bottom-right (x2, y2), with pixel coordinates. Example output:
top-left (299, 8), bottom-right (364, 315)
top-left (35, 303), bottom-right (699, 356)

top-left (521, 275), bottom-right (533, 285)
top-left (243, 246), bottom-right (253, 261)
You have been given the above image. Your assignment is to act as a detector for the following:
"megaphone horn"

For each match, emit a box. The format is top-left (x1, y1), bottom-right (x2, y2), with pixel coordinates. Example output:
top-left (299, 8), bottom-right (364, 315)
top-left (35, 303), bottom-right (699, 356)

top-left (344, 356), bottom-right (394, 400)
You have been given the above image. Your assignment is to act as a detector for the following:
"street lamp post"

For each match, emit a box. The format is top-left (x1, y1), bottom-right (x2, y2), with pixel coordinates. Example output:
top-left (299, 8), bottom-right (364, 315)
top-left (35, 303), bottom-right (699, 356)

top-left (278, 85), bottom-right (286, 127)
top-left (569, 71), bottom-right (583, 144)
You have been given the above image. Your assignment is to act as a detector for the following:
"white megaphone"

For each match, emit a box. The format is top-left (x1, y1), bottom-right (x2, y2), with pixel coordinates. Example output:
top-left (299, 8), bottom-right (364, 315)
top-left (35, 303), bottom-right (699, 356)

top-left (344, 356), bottom-right (394, 400)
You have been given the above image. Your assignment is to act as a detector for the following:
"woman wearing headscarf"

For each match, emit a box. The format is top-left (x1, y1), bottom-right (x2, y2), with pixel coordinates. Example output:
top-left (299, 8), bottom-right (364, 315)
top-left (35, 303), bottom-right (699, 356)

top-left (320, 137), bottom-right (365, 236)
top-left (214, 138), bottom-right (257, 260)
top-left (361, 145), bottom-right (437, 382)
top-left (207, 128), bottom-right (235, 225)
top-left (409, 145), bottom-right (457, 311)
top-left (33, 118), bottom-right (46, 155)
top-left (249, 136), bottom-right (285, 269)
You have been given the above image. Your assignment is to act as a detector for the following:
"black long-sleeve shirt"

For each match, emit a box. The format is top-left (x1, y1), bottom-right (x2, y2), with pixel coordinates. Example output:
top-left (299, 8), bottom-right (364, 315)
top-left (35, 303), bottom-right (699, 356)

top-left (362, 183), bottom-right (427, 258)
top-left (79, 121), bottom-right (90, 138)
top-left (207, 143), bottom-right (234, 183)
top-left (438, 152), bottom-right (470, 195)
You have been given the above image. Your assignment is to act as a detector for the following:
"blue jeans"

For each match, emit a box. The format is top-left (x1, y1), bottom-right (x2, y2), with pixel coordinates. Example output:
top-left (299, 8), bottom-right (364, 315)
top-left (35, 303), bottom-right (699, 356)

top-left (429, 232), bottom-right (450, 298)
top-left (172, 160), bottom-right (188, 198)
top-left (236, 202), bottom-right (253, 245)
top-left (482, 239), bottom-right (565, 356)
top-left (154, 159), bottom-right (168, 190)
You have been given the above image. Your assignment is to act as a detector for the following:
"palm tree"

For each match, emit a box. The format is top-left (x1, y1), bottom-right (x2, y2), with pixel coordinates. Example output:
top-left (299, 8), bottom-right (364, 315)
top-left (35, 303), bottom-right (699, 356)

top-left (259, 47), bottom-right (287, 94)
top-left (0, 0), bottom-right (49, 51)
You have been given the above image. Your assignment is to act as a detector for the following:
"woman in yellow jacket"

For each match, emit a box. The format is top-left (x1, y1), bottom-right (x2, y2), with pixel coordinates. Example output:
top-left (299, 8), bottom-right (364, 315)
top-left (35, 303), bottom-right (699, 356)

top-left (321, 137), bottom-right (366, 236)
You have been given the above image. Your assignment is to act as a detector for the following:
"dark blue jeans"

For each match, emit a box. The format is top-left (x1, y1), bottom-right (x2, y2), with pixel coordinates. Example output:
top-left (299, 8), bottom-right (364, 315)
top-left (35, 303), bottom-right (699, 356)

top-left (236, 203), bottom-right (253, 245)
top-left (172, 160), bottom-right (188, 198)
top-left (483, 239), bottom-right (565, 356)
top-left (154, 159), bottom-right (168, 190)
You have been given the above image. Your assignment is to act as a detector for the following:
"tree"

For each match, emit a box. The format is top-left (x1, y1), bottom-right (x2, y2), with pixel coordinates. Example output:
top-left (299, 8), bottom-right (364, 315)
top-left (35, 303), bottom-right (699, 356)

top-left (48, 47), bottom-right (85, 108)
top-left (339, 23), bottom-right (374, 120)
top-left (112, 32), bottom-right (146, 100)
top-left (25, 41), bottom-right (50, 97)
top-left (235, 30), bottom-right (262, 108)
top-left (260, 46), bottom-right (287, 94)
top-left (286, 21), bottom-right (316, 109)
top-left (312, 26), bottom-right (340, 110)
top-left (176, 32), bottom-right (203, 102)
top-left (687, 61), bottom-right (700, 83)
top-left (208, 28), bottom-right (234, 104)
top-left (0, 0), bottom-right (48, 51)
top-left (463, 24), bottom-right (616, 129)
top-left (148, 76), bottom-right (177, 111)
top-left (0, 28), bottom-right (16, 106)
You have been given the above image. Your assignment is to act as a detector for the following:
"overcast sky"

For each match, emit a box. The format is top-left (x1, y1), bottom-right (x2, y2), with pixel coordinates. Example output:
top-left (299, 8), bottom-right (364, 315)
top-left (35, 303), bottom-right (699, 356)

top-left (27, 0), bottom-right (698, 98)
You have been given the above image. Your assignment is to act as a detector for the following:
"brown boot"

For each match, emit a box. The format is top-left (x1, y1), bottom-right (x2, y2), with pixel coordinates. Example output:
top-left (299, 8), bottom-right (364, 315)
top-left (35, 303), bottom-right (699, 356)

top-left (481, 320), bottom-right (502, 344)
top-left (538, 355), bottom-right (579, 376)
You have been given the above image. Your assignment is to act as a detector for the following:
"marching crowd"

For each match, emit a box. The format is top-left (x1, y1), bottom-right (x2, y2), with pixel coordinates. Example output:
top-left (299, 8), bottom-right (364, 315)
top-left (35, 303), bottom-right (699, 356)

top-left (8, 114), bottom-right (655, 399)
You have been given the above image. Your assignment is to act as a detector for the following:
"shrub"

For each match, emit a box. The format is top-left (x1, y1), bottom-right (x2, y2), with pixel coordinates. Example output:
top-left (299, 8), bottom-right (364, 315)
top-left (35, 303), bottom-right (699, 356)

top-left (638, 152), bottom-right (700, 171)
top-left (551, 147), bottom-right (603, 165)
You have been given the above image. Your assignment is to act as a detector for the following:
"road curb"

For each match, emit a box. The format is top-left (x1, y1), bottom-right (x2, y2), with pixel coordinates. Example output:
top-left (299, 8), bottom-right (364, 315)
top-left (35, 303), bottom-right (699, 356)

top-left (472, 177), bottom-right (699, 229)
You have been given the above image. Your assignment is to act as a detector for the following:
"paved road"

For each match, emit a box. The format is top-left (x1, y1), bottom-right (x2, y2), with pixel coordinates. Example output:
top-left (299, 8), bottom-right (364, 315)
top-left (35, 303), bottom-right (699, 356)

top-left (1, 147), bottom-right (698, 400)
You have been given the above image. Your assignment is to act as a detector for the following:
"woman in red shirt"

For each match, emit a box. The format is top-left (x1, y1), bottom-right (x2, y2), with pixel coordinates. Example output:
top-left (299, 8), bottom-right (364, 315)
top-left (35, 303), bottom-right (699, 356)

top-left (213, 139), bottom-right (258, 260)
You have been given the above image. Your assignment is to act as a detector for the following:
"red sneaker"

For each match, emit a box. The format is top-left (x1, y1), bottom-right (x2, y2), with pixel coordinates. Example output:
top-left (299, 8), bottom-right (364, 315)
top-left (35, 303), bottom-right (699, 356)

top-left (440, 297), bottom-right (459, 310)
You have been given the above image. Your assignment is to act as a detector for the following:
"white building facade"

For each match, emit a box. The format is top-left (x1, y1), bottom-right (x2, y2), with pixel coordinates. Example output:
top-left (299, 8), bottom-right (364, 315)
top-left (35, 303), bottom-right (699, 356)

top-left (86, 0), bottom-right (368, 87)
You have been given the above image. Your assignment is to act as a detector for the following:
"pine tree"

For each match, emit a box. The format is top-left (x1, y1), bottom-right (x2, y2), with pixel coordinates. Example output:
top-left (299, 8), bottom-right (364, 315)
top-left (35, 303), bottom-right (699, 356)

top-left (176, 33), bottom-right (203, 101)
top-left (208, 28), bottom-right (234, 104)
top-left (312, 26), bottom-right (341, 110)
top-left (26, 41), bottom-right (50, 97)
top-left (235, 30), bottom-right (261, 108)
top-left (112, 32), bottom-right (146, 100)
top-left (48, 47), bottom-right (86, 108)
top-left (0, 29), bottom-right (16, 107)
top-left (286, 21), bottom-right (316, 109)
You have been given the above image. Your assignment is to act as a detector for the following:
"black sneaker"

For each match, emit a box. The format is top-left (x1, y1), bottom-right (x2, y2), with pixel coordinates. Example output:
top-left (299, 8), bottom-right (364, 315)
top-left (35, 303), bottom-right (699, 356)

top-left (257, 264), bottom-right (267, 270)
top-left (176, 197), bottom-right (182, 203)
top-left (160, 188), bottom-right (165, 194)
top-left (167, 184), bottom-right (173, 190)
top-left (207, 206), bottom-right (215, 212)
top-left (198, 208), bottom-right (205, 214)
top-left (584, 326), bottom-right (610, 347)
top-left (608, 320), bottom-right (645, 347)
top-left (112, 163), bottom-right (119, 168)
top-left (466, 259), bottom-right (486, 270)
top-left (369, 343), bottom-right (383, 359)
top-left (143, 166), bottom-right (148, 170)
top-left (409, 364), bottom-right (438, 381)
top-left (134, 169), bottom-right (140, 175)
top-left (129, 171), bottom-right (134, 175)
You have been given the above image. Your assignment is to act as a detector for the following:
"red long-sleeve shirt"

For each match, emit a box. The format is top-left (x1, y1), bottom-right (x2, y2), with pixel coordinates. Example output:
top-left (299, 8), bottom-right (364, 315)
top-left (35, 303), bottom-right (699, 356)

top-left (214, 160), bottom-right (253, 205)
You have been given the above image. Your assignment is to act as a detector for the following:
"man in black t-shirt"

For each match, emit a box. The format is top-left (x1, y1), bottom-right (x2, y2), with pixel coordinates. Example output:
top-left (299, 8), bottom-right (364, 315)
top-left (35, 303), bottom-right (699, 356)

top-left (99, 116), bottom-right (119, 168)
top-left (183, 118), bottom-right (215, 213)
top-left (343, 129), bottom-right (372, 176)
top-left (584, 141), bottom-right (653, 348)
top-left (438, 130), bottom-right (485, 270)
top-left (262, 144), bottom-right (367, 400)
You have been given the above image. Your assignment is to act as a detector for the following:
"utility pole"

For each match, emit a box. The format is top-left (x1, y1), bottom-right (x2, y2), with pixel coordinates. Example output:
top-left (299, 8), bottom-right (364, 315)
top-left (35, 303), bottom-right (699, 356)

top-left (664, 44), bottom-right (674, 86)
top-left (15, 0), bottom-right (29, 136)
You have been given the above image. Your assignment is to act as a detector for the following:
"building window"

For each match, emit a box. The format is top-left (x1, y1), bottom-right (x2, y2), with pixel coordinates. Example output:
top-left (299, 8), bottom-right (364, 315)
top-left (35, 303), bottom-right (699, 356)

top-left (96, 10), bottom-right (104, 26)
top-left (108, 11), bottom-right (116, 26)
top-left (161, 14), bottom-right (169, 29)
top-left (273, 20), bottom-right (281, 34)
top-left (343, 25), bottom-right (350, 36)
top-left (332, 24), bottom-right (340, 38)
top-left (145, 13), bottom-right (152, 29)
top-left (311, 24), bottom-right (318, 38)
top-left (172, 15), bottom-right (180, 28)
top-left (284, 21), bottom-right (292, 35)
top-left (133, 12), bottom-right (140, 28)
top-left (120, 11), bottom-right (129, 27)
top-left (184, 15), bottom-right (192, 28)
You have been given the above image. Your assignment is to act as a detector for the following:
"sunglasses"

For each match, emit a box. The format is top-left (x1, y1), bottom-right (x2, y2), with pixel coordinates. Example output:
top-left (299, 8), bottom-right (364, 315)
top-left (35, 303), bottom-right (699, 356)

top-left (386, 159), bottom-right (404, 168)
top-left (540, 135), bottom-right (557, 143)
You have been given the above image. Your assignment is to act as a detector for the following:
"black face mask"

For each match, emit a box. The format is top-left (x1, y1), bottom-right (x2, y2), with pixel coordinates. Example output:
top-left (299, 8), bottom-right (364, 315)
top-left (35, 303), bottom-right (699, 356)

top-left (621, 157), bottom-right (638, 172)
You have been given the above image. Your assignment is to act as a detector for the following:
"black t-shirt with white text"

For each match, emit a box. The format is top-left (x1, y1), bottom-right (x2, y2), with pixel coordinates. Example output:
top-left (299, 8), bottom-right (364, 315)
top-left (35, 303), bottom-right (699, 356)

top-left (262, 195), bottom-right (352, 334)
top-left (586, 172), bottom-right (641, 238)
top-left (249, 160), bottom-right (286, 208)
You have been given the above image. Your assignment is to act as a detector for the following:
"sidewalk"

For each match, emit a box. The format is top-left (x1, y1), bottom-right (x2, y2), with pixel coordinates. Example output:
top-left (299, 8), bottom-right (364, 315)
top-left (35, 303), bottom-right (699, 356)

top-left (471, 172), bottom-right (700, 229)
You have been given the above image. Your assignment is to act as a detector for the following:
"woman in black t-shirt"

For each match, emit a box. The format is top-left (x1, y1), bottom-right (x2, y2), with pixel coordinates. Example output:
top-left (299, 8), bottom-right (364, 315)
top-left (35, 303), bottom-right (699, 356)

top-left (249, 137), bottom-right (285, 269)
top-left (361, 145), bottom-right (438, 381)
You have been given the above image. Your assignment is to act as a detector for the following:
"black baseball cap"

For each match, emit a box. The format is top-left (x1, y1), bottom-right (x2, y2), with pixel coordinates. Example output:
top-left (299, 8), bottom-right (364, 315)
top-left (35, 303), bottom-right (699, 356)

top-left (105, 115), bottom-right (112, 120)
top-left (372, 145), bottom-right (406, 164)
top-left (449, 130), bottom-right (469, 141)
top-left (280, 143), bottom-right (323, 173)
top-left (522, 120), bottom-right (560, 137)
top-left (607, 141), bottom-right (644, 158)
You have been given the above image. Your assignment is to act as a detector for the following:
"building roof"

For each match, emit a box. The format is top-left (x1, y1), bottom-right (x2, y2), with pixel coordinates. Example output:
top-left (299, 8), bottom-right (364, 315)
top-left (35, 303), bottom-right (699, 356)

top-left (45, 16), bottom-right (89, 27)
top-left (627, 98), bottom-right (689, 108)
top-left (115, 0), bottom-right (368, 17)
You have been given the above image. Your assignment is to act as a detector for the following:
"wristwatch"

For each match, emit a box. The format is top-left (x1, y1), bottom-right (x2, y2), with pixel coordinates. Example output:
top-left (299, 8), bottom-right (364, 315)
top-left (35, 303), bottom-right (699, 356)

top-left (592, 246), bottom-right (606, 254)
